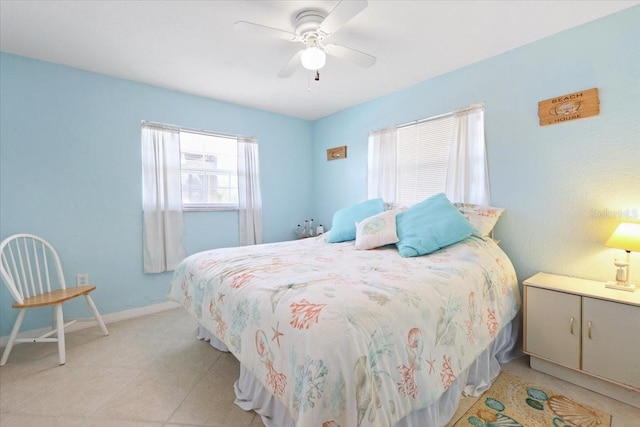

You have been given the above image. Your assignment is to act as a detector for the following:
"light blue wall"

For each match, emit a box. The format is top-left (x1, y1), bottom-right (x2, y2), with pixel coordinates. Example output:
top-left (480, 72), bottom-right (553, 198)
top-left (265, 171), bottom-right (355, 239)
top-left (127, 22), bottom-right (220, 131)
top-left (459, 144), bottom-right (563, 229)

top-left (311, 7), bottom-right (640, 286)
top-left (0, 55), bottom-right (313, 336)
top-left (2, 7), bottom-right (639, 338)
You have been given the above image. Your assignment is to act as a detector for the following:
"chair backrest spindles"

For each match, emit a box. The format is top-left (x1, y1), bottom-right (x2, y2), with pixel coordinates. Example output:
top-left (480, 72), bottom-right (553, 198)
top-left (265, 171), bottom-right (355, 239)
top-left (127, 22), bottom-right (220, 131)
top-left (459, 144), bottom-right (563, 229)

top-left (32, 240), bottom-right (51, 293)
top-left (2, 249), bottom-right (25, 301)
top-left (12, 239), bottom-right (31, 299)
top-left (22, 238), bottom-right (38, 298)
top-left (14, 240), bottom-right (30, 298)
top-left (32, 239), bottom-right (44, 295)
top-left (41, 240), bottom-right (52, 293)
top-left (1, 234), bottom-right (67, 305)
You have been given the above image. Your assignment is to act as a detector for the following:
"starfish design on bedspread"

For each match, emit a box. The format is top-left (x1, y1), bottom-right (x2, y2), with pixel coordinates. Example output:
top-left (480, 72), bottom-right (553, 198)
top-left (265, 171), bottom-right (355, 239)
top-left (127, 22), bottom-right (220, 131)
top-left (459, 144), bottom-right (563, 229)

top-left (271, 322), bottom-right (284, 347)
top-left (426, 355), bottom-right (436, 374)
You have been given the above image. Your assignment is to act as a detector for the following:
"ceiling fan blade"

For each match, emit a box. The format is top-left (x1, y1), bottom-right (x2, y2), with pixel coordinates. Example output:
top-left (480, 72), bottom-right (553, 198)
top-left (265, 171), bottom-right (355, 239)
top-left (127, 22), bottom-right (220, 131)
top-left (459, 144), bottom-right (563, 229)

top-left (324, 43), bottom-right (376, 68)
top-left (320, 0), bottom-right (368, 34)
top-left (278, 49), bottom-right (304, 78)
top-left (234, 21), bottom-right (300, 42)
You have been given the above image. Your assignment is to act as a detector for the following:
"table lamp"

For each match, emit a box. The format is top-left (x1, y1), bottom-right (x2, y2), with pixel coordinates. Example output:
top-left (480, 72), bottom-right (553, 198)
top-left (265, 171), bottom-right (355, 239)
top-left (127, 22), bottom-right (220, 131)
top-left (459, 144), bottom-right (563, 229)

top-left (604, 222), bottom-right (640, 291)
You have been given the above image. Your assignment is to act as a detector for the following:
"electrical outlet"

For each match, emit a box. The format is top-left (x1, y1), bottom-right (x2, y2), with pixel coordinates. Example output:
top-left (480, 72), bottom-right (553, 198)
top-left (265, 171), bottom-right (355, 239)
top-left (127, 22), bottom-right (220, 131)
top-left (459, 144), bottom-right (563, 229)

top-left (76, 273), bottom-right (89, 286)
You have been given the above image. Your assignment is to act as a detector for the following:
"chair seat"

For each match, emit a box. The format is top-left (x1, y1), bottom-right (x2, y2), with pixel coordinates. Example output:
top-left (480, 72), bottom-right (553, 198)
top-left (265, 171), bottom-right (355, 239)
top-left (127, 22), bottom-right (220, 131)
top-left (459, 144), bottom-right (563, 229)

top-left (12, 285), bottom-right (97, 309)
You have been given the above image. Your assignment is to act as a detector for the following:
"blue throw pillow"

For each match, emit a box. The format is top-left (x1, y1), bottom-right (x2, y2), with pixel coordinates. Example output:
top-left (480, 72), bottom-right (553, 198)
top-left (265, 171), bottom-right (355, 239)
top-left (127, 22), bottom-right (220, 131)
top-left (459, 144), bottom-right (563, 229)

top-left (328, 198), bottom-right (385, 243)
top-left (395, 193), bottom-right (476, 257)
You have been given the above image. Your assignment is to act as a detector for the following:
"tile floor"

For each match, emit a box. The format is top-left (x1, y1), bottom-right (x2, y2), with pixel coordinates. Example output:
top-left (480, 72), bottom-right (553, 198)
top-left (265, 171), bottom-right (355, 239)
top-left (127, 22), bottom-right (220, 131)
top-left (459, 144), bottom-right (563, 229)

top-left (1, 308), bottom-right (638, 426)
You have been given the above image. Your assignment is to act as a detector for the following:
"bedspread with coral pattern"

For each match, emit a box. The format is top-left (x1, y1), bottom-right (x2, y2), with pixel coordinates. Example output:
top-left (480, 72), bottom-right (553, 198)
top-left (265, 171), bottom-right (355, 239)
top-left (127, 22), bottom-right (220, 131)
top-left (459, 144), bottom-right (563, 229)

top-left (167, 234), bottom-right (520, 427)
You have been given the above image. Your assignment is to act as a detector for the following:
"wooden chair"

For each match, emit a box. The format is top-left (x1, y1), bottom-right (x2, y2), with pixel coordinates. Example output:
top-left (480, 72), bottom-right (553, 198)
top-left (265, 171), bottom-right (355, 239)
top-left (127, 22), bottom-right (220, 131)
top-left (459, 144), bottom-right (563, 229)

top-left (0, 234), bottom-right (109, 366)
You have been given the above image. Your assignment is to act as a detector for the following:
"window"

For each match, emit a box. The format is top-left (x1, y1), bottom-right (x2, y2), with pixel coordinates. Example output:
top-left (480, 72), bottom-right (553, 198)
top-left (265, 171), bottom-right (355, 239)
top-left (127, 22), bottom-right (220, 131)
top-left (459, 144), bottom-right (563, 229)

top-left (142, 121), bottom-right (263, 248)
top-left (368, 103), bottom-right (488, 207)
top-left (179, 130), bottom-right (238, 210)
top-left (395, 114), bottom-right (454, 206)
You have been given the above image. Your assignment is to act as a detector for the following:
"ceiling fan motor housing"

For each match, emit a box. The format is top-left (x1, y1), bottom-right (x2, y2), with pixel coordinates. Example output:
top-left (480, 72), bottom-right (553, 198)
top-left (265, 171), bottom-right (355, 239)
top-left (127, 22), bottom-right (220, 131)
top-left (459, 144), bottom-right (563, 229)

top-left (294, 9), bottom-right (327, 41)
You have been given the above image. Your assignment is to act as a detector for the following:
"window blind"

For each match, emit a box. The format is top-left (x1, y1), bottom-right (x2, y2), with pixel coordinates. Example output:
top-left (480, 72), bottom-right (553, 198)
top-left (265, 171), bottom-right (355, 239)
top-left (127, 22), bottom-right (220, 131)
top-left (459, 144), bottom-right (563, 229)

top-left (396, 115), bottom-right (454, 206)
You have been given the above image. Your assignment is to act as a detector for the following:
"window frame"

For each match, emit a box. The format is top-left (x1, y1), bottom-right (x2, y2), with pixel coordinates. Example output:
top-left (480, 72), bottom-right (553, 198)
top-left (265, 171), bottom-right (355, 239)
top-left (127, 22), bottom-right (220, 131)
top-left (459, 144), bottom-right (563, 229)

top-left (179, 129), bottom-right (240, 212)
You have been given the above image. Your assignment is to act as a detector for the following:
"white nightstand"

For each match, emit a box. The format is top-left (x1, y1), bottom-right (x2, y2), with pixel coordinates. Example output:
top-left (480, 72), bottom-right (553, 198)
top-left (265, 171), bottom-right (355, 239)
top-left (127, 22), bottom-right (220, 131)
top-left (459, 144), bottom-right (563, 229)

top-left (523, 272), bottom-right (640, 408)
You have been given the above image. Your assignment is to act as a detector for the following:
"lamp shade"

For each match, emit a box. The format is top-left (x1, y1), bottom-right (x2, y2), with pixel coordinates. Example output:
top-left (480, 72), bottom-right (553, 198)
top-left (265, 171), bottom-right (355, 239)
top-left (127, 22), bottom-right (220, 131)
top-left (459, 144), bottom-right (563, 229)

top-left (605, 222), bottom-right (640, 252)
top-left (301, 47), bottom-right (326, 70)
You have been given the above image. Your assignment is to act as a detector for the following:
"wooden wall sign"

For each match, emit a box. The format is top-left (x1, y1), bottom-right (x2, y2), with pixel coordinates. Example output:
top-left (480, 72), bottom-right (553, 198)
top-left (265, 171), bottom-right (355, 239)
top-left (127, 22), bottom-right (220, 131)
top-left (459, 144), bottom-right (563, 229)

top-left (327, 146), bottom-right (347, 161)
top-left (538, 88), bottom-right (599, 126)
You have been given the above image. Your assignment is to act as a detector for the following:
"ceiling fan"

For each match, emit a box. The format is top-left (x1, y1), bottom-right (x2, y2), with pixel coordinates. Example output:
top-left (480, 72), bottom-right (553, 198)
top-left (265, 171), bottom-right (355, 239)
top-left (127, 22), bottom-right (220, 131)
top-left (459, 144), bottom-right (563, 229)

top-left (234, 0), bottom-right (376, 78)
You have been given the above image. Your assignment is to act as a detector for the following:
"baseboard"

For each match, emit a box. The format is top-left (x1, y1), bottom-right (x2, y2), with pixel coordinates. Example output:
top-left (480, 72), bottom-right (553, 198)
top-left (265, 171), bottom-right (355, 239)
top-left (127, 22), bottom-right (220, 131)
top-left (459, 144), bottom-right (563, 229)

top-left (530, 356), bottom-right (640, 409)
top-left (0, 301), bottom-right (181, 347)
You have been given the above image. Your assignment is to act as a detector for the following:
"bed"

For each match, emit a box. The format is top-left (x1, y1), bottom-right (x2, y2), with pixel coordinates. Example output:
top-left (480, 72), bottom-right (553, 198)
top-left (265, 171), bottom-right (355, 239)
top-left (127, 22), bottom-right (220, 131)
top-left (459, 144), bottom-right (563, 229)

top-left (167, 232), bottom-right (521, 427)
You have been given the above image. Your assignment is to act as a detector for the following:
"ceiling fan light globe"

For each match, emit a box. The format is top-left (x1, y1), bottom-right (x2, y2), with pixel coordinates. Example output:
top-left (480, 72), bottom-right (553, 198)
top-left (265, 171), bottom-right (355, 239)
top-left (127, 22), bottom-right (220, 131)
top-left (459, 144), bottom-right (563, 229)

top-left (301, 47), bottom-right (326, 70)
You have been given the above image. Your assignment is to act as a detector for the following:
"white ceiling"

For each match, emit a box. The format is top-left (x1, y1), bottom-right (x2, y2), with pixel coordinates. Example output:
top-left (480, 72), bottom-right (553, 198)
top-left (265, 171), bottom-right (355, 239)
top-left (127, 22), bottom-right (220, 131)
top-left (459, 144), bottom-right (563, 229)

top-left (1, 0), bottom-right (637, 120)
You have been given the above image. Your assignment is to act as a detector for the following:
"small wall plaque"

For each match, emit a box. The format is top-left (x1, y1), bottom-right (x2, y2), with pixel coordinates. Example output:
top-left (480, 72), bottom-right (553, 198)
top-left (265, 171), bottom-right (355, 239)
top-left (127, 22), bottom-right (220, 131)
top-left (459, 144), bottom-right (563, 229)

top-left (538, 88), bottom-right (599, 126)
top-left (327, 146), bottom-right (347, 161)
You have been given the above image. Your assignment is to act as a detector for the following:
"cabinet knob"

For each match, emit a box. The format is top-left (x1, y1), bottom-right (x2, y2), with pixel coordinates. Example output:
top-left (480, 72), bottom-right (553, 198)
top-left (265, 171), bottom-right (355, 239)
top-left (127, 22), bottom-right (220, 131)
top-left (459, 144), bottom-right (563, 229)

top-left (588, 320), bottom-right (592, 339)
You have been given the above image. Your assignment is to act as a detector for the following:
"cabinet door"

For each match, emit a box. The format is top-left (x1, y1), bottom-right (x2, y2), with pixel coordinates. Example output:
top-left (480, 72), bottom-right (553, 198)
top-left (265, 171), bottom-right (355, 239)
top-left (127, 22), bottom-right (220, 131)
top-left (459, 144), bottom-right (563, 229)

top-left (525, 286), bottom-right (581, 369)
top-left (582, 297), bottom-right (640, 388)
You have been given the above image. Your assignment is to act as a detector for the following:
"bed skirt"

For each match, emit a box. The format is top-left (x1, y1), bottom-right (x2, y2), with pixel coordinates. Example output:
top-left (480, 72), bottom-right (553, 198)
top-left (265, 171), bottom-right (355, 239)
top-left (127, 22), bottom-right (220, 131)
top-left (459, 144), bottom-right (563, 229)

top-left (197, 315), bottom-right (522, 427)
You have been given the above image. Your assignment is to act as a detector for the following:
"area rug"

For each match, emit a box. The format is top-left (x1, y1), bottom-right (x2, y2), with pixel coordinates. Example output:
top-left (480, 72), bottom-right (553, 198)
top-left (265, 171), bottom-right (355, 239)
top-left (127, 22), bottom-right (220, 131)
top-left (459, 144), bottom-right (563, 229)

top-left (453, 371), bottom-right (611, 427)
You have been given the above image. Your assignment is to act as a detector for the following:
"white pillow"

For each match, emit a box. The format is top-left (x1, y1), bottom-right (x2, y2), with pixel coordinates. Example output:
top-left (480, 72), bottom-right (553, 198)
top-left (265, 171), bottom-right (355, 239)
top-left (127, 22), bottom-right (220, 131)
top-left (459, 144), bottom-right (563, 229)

top-left (355, 210), bottom-right (400, 250)
top-left (454, 203), bottom-right (505, 237)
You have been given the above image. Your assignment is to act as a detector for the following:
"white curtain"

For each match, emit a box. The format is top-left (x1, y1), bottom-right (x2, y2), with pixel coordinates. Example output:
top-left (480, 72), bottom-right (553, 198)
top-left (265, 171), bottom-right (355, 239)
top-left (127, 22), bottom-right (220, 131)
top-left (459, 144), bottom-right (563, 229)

top-left (445, 103), bottom-right (491, 205)
top-left (141, 125), bottom-right (186, 273)
top-left (237, 137), bottom-right (263, 246)
top-left (367, 127), bottom-right (398, 202)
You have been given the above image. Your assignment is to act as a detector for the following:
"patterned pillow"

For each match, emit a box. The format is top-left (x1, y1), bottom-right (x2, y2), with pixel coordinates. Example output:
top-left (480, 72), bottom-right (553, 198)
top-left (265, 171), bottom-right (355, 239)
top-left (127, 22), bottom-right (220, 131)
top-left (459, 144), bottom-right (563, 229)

top-left (355, 210), bottom-right (400, 250)
top-left (454, 203), bottom-right (505, 237)
top-left (384, 202), bottom-right (408, 212)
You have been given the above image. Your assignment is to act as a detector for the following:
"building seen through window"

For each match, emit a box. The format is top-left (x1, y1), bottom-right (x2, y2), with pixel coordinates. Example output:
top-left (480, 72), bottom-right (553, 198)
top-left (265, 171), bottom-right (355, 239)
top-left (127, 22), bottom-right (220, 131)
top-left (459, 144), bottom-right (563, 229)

top-left (180, 130), bottom-right (238, 210)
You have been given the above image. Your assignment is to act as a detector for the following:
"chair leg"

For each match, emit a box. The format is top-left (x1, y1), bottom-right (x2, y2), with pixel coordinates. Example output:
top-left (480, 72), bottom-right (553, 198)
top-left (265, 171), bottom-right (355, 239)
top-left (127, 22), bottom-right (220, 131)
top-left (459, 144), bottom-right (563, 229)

top-left (0, 309), bottom-right (26, 366)
top-left (54, 304), bottom-right (65, 365)
top-left (84, 295), bottom-right (109, 336)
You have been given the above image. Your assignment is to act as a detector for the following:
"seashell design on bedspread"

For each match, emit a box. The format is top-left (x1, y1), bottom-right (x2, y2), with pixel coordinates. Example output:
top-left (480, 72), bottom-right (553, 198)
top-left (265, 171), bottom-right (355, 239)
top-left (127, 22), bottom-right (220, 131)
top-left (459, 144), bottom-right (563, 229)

top-left (167, 234), bottom-right (520, 427)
